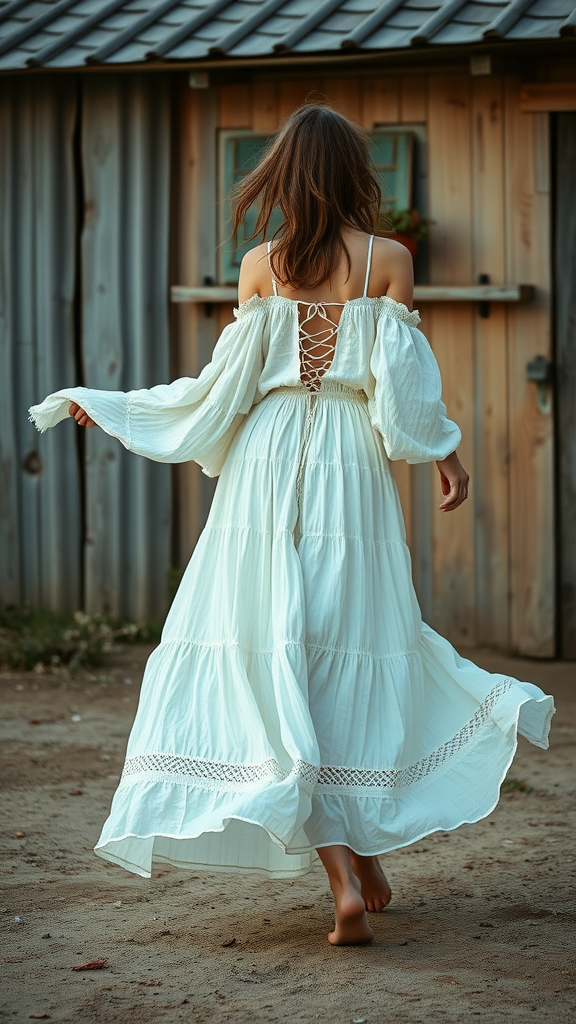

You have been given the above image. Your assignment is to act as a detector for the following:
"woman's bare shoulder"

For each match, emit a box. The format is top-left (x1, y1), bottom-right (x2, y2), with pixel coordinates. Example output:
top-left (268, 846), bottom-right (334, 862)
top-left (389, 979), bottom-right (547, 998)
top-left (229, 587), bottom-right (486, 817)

top-left (241, 242), bottom-right (269, 267)
top-left (372, 235), bottom-right (414, 307)
top-left (238, 243), bottom-right (271, 302)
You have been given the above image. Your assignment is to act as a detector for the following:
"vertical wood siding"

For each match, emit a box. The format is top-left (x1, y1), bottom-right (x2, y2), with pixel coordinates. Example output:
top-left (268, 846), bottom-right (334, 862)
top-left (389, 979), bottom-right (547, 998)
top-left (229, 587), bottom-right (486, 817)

top-left (173, 85), bottom-right (220, 568)
top-left (184, 71), bottom-right (555, 656)
top-left (0, 75), bottom-right (172, 621)
top-left (81, 75), bottom-right (171, 621)
top-left (0, 77), bottom-right (81, 612)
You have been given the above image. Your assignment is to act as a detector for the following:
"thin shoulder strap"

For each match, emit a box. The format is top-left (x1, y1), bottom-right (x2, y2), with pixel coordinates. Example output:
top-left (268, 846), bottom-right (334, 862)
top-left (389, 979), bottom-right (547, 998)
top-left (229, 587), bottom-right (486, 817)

top-left (363, 234), bottom-right (375, 297)
top-left (267, 241), bottom-right (278, 296)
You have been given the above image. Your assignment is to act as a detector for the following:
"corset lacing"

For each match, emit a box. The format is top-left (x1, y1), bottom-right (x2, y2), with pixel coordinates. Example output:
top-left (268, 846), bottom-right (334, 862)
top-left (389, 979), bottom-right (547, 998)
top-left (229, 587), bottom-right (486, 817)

top-left (267, 234), bottom-right (375, 395)
top-left (266, 237), bottom-right (375, 542)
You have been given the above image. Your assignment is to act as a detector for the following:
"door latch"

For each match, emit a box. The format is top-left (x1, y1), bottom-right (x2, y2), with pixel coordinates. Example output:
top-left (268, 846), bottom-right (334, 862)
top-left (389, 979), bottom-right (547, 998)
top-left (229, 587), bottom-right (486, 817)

top-left (526, 355), bottom-right (553, 414)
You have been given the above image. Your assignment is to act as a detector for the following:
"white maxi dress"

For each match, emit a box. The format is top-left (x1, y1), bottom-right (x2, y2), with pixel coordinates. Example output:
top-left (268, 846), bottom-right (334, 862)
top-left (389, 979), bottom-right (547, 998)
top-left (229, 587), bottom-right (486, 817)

top-left (29, 236), bottom-right (555, 879)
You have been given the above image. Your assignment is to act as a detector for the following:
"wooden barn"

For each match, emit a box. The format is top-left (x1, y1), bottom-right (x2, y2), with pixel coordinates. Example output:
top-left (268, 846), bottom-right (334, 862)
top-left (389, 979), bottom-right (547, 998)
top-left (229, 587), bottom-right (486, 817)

top-left (1, 1), bottom-right (575, 659)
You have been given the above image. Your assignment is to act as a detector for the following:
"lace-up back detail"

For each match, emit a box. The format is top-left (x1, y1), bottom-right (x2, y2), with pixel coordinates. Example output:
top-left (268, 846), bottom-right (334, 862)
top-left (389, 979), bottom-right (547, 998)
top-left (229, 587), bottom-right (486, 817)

top-left (267, 235), bottom-right (374, 393)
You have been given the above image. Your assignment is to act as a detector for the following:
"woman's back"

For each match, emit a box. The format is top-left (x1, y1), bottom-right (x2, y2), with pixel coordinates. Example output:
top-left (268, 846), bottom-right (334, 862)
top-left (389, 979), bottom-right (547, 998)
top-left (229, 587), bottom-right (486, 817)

top-left (239, 228), bottom-right (415, 392)
top-left (238, 228), bottom-right (414, 307)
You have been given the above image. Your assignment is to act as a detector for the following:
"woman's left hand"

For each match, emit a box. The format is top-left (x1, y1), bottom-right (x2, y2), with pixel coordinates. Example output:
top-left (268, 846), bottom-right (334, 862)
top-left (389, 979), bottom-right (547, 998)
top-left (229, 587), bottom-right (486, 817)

top-left (435, 451), bottom-right (469, 512)
top-left (69, 402), bottom-right (96, 427)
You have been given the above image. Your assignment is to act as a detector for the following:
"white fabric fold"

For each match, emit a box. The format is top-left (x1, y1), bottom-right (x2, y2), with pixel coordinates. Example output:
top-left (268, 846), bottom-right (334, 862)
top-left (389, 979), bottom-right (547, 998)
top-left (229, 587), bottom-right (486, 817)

top-left (367, 314), bottom-right (462, 464)
top-left (28, 306), bottom-right (267, 478)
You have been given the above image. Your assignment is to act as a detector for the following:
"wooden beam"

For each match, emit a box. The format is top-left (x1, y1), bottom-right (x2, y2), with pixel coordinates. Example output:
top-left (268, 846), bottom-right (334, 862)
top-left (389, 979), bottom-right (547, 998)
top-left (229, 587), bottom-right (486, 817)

top-left (170, 284), bottom-right (535, 303)
top-left (520, 83), bottom-right (576, 112)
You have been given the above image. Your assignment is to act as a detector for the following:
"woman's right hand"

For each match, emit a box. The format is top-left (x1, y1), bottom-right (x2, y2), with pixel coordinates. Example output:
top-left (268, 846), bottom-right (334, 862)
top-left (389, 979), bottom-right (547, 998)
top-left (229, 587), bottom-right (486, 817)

top-left (435, 450), bottom-right (469, 511)
top-left (69, 402), bottom-right (96, 427)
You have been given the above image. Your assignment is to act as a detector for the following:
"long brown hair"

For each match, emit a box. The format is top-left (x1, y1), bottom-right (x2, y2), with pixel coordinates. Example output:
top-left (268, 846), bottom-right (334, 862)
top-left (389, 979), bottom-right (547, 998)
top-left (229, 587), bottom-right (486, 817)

top-left (230, 103), bottom-right (382, 290)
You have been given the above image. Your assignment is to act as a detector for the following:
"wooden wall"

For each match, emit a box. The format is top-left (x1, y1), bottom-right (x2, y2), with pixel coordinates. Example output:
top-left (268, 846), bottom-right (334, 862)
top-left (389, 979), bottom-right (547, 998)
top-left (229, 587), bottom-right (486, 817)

top-left (174, 71), bottom-right (555, 658)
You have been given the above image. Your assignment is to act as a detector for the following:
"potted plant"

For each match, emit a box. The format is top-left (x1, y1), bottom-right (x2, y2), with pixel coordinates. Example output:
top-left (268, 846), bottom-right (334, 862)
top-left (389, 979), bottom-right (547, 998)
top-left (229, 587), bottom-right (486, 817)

top-left (376, 208), bottom-right (433, 259)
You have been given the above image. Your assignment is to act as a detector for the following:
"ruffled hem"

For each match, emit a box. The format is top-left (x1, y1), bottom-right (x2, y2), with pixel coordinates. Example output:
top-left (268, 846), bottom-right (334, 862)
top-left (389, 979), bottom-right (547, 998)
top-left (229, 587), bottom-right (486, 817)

top-left (94, 675), bottom-right (554, 879)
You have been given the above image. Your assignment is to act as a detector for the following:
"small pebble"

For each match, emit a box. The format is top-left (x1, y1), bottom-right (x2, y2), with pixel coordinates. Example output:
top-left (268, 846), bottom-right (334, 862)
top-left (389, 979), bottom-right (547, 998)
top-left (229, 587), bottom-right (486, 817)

top-left (113, 901), bottom-right (122, 908)
top-left (41, 933), bottom-right (51, 939)
top-left (353, 1018), bottom-right (367, 1023)
top-left (13, 916), bottom-right (22, 923)
top-left (71, 714), bottom-right (81, 723)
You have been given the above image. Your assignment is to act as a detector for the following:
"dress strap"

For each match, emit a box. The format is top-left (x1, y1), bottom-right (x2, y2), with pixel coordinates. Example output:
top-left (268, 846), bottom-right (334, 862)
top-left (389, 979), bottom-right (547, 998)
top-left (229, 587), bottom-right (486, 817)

top-left (363, 234), bottom-right (375, 297)
top-left (267, 241), bottom-right (278, 296)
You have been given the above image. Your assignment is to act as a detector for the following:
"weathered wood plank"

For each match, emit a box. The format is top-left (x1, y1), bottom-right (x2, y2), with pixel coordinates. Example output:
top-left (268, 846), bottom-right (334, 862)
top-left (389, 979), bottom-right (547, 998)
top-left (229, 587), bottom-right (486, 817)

top-left (321, 78), bottom-right (361, 122)
top-left (278, 80), bottom-right (323, 122)
top-left (361, 77), bottom-right (400, 128)
top-left (0, 77), bottom-right (81, 612)
top-left (520, 82), bottom-right (576, 112)
top-left (400, 76), bottom-right (427, 123)
top-left (219, 82), bottom-right (251, 127)
top-left (35, 82), bottom-right (82, 612)
top-left (471, 75), bottom-right (510, 649)
top-left (554, 113), bottom-right (576, 658)
top-left (82, 74), bottom-right (171, 621)
top-left (427, 74), bottom-right (476, 646)
top-left (251, 78), bottom-right (279, 131)
top-left (173, 85), bottom-right (220, 567)
top-left (504, 76), bottom-right (555, 657)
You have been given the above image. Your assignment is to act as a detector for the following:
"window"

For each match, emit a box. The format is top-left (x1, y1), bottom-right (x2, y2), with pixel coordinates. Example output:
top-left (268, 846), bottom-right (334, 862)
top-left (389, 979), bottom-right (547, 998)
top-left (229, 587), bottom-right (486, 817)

top-left (218, 128), bottom-right (415, 285)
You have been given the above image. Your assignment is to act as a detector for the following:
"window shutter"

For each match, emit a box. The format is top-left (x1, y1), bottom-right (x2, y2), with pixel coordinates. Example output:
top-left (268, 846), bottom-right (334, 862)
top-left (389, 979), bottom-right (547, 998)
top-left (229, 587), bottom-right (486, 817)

top-left (369, 131), bottom-right (414, 210)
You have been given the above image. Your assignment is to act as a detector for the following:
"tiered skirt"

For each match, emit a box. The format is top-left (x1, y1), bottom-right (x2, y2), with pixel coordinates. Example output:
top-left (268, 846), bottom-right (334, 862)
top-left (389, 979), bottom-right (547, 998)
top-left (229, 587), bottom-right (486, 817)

top-left (94, 381), bottom-right (554, 878)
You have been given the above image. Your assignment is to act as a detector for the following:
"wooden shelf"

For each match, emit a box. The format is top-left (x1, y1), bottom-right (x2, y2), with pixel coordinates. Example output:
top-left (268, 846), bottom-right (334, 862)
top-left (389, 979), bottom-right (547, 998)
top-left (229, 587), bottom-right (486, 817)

top-left (170, 284), bottom-right (535, 304)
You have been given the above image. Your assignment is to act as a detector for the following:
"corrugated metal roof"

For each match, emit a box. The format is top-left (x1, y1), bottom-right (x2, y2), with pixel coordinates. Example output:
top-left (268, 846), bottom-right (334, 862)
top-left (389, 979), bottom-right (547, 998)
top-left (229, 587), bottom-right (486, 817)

top-left (0, 0), bottom-right (573, 70)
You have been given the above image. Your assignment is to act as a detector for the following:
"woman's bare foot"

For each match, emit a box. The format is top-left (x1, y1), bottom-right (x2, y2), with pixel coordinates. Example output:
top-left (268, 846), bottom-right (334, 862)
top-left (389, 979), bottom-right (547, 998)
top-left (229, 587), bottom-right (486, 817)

top-left (316, 845), bottom-right (374, 945)
top-left (328, 873), bottom-right (375, 946)
top-left (350, 853), bottom-right (392, 912)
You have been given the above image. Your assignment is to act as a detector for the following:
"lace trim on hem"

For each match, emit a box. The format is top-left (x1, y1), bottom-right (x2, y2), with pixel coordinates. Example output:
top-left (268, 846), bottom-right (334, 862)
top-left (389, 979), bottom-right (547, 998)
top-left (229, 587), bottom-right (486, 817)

top-left (120, 756), bottom-right (317, 793)
top-left (119, 679), bottom-right (516, 794)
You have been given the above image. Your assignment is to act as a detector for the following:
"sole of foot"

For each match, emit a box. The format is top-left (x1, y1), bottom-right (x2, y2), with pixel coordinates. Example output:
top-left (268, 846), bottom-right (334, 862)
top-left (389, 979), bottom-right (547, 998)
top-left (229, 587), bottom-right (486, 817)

top-left (327, 886), bottom-right (375, 946)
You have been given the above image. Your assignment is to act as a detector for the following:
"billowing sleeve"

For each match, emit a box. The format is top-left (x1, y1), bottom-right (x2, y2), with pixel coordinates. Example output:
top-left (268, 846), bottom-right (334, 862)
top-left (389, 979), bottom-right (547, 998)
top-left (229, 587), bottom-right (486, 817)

top-left (28, 304), bottom-right (266, 478)
top-left (366, 300), bottom-right (462, 464)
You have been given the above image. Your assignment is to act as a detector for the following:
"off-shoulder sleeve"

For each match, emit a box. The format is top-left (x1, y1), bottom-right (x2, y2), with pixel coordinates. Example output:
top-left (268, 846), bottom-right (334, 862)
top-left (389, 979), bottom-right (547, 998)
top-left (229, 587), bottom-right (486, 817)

top-left (28, 303), bottom-right (266, 478)
top-left (367, 299), bottom-right (462, 464)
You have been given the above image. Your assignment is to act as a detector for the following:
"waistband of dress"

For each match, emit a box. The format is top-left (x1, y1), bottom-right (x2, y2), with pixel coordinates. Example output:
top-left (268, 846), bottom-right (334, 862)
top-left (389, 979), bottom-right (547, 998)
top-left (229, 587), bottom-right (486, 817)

top-left (268, 381), bottom-right (369, 404)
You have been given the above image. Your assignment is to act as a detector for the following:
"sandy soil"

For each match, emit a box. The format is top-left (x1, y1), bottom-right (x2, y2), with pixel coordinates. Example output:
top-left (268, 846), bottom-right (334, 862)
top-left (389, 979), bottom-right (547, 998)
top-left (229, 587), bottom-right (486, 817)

top-left (1, 645), bottom-right (575, 1024)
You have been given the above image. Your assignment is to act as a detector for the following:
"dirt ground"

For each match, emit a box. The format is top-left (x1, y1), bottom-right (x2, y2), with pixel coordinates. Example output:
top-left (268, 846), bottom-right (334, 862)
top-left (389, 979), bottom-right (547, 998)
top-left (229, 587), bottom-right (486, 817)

top-left (1, 644), bottom-right (575, 1024)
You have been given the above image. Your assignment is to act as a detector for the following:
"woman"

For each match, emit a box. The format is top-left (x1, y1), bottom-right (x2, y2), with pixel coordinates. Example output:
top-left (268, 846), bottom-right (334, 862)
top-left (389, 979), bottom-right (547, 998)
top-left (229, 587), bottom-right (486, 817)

top-left (29, 103), bottom-right (554, 947)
